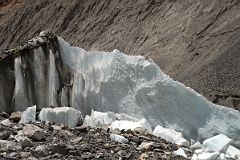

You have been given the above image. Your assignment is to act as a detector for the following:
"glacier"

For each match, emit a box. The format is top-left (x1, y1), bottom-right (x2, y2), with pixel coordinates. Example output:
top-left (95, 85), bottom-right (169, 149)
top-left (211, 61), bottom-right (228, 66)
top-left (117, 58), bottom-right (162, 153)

top-left (0, 32), bottom-right (239, 147)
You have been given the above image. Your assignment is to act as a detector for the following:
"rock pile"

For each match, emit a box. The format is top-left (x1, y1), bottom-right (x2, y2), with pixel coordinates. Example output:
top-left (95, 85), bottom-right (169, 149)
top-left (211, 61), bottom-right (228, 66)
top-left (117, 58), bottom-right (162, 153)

top-left (0, 120), bottom-right (189, 159)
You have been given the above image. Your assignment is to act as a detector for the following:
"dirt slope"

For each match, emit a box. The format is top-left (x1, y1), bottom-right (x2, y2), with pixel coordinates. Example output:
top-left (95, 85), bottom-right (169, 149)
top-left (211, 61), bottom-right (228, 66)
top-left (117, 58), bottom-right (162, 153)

top-left (0, 0), bottom-right (240, 109)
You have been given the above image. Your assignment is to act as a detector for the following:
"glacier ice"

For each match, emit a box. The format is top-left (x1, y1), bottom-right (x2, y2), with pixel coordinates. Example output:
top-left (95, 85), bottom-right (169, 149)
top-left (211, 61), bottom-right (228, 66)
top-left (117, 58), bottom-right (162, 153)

top-left (19, 105), bottom-right (36, 124)
top-left (153, 125), bottom-right (189, 146)
top-left (202, 134), bottom-right (232, 153)
top-left (39, 107), bottom-right (82, 128)
top-left (173, 148), bottom-right (187, 158)
top-left (110, 134), bottom-right (129, 144)
top-left (1, 34), bottom-right (239, 147)
top-left (110, 118), bottom-right (152, 133)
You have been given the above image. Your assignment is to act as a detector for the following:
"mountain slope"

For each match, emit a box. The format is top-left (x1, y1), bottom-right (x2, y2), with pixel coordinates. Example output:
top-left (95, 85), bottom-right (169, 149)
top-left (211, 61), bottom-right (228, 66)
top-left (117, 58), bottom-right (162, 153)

top-left (0, 0), bottom-right (240, 109)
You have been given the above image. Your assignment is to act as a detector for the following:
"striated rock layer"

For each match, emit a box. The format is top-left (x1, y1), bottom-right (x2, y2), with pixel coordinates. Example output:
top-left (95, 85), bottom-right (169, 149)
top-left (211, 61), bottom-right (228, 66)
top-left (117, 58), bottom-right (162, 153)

top-left (0, 33), bottom-right (240, 147)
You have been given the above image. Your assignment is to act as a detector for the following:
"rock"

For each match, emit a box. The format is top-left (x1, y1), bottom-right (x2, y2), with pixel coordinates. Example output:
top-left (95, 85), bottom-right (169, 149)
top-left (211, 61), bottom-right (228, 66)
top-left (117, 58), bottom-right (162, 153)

top-left (197, 152), bottom-right (220, 160)
top-left (0, 130), bottom-right (11, 140)
top-left (9, 111), bottom-right (22, 122)
top-left (19, 105), bottom-right (36, 124)
top-left (51, 144), bottom-right (69, 155)
top-left (202, 134), bottom-right (232, 153)
top-left (81, 153), bottom-right (92, 159)
top-left (194, 149), bottom-right (203, 154)
top-left (110, 134), bottom-right (129, 144)
top-left (153, 125), bottom-right (189, 146)
top-left (21, 124), bottom-right (44, 141)
top-left (20, 152), bottom-right (31, 158)
top-left (1, 119), bottom-right (11, 126)
top-left (20, 137), bottom-right (33, 148)
top-left (190, 141), bottom-right (202, 150)
top-left (138, 142), bottom-right (154, 150)
top-left (0, 140), bottom-right (20, 152)
top-left (71, 137), bottom-right (82, 144)
top-left (2, 152), bottom-right (18, 159)
top-left (39, 107), bottom-right (82, 128)
top-left (34, 145), bottom-right (49, 157)
top-left (173, 148), bottom-right (187, 158)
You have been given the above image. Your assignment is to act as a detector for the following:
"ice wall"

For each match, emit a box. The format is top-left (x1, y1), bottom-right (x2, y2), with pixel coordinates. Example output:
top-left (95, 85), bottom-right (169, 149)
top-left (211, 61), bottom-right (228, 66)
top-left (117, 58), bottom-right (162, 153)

top-left (0, 34), bottom-right (239, 147)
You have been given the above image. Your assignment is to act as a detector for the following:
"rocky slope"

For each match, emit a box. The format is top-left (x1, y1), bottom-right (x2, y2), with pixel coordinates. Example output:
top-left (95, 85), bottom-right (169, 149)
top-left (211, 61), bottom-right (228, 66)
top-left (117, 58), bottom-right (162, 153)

top-left (0, 0), bottom-right (240, 109)
top-left (0, 113), bottom-right (188, 160)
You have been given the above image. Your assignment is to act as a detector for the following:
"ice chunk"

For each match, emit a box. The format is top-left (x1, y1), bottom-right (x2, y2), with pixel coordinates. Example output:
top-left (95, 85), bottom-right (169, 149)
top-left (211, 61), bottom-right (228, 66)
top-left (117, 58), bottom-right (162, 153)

top-left (39, 107), bottom-right (82, 128)
top-left (191, 154), bottom-right (198, 160)
top-left (197, 152), bottom-right (220, 160)
top-left (173, 148), bottom-right (187, 158)
top-left (153, 125), bottom-right (189, 146)
top-left (226, 145), bottom-right (240, 159)
top-left (110, 118), bottom-right (152, 133)
top-left (217, 153), bottom-right (226, 160)
top-left (1, 119), bottom-right (11, 126)
top-left (190, 142), bottom-right (202, 150)
top-left (83, 110), bottom-right (116, 127)
top-left (19, 105), bottom-right (36, 124)
top-left (110, 134), bottom-right (128, 144)
top-left (202, 134), bottom-right (232, 153)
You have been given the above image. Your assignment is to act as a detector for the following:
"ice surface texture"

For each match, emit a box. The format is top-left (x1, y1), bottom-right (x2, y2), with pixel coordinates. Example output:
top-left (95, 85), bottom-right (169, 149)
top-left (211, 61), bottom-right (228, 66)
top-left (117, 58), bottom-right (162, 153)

top-left (3, 36), bottom-right (240, 147)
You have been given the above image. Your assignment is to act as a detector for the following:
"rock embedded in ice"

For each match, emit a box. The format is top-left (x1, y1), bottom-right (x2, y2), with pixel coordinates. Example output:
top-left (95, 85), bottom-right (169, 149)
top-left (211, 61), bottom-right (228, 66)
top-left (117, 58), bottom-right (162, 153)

top-left (83, 110), bottom-right (116, 128)
top-left (110, 134), bottom-right (129, 144)
top-left (19, 105), bottom-right (36, 124)
top-left (226, 145), bottom-right (240, 159)
top-left (1, 119), bottom-right (11, 126)
top-left (152, 125), bottom-right (189, 146)
top-left (173, 148), bottom-right (187, 158)
top-left (202, 134), bottom-right (232, 153)
top-left (110, 118), bottom-right (152, 133)
top-left (197, 152), bottom-right (220, 160)
top-left (39, 107), bottom-right (82, 128)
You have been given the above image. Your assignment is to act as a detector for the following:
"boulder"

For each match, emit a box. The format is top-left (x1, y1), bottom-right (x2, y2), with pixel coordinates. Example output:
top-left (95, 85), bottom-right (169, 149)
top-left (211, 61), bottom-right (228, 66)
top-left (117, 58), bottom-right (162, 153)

top-left (9, 111), bottom-right (22, 122)
top-left (21, 124), bottom-right (44, 141)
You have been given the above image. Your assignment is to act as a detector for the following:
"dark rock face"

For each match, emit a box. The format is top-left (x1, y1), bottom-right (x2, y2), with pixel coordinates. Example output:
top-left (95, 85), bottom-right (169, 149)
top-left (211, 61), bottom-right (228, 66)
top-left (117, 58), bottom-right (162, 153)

top-left (0, 0), bottom-right (240, 107)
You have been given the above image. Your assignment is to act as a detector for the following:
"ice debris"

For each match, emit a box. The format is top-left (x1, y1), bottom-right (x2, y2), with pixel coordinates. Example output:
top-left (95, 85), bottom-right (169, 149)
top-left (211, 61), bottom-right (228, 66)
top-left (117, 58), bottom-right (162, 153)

top-left (19, 105), bottom-right (36, 124)
top-left (110, 118), bottom-right (152, 133)
top-left (110, 134), bottom-right (129, 144)
top-left (202, 134), bottom-right (232, 153)
top-left (190, 134), bottom-right (239, 160)
top-left (1, 119), bottom-right (11, 126)
top-left (39, 107), bottom-right (82, 128)
top-left (153, 125), bottom-right (189, 146)
top-left (173, 148), bottom-right (187, 158)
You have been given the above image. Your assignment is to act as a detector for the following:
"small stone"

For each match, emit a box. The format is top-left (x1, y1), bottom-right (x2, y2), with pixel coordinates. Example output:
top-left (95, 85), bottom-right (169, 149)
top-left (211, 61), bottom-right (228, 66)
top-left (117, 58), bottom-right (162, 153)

top-left (22, 124), bottom-right (44, 141)
top-left (71, 137), bottom-right (82, 144)
top-left (20, 137), bottom-right (33, 148)
top-left (81, 153), bottom-right (92, 159)
top-left (34, 145), bottom-right (49, 157)
top-left (9, 112), bottom-right (22, 123)
top-left (0, 130), bottom-right (11, 140)
top-left (21, 152), bottom-right (31, 158)
top-left (51, 144), bottom-right (69, 155)
top-left (139, 142), bottom-right (154, 150)
top-left (110, 134), bottom-right (129, 144)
